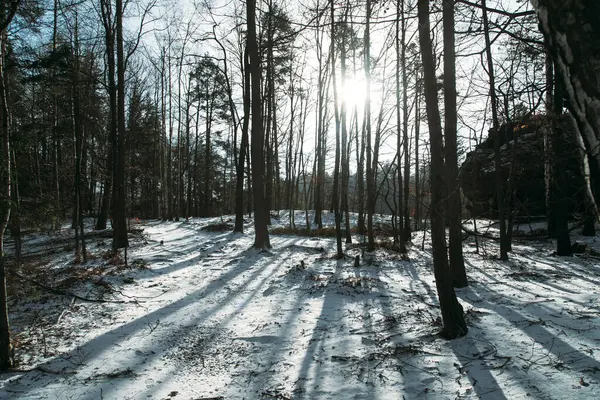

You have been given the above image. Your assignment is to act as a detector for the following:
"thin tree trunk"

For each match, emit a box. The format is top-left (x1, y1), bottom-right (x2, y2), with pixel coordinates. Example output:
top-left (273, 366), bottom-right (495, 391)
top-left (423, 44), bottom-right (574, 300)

top-left (481, 0), bottom-right (507, 260)
top-left (417, 0), bottom-right (467, 339)
top-left (365, 0), bottom-right (375, 251)
top-left (97, 0), bottom-right (116, 231)
top-left (396, 0), bottom-right (406, 253)
top-left (341, 2), bottom-right (351, 244)
top-left (443, 0), bottom-right (467, 287)
top-left (0, 1), bottom-right (19, 369)
top-left (401, 0), bottom-right (411, 243)
top-left (414, 73), bottom-right (421, 231)
top-left (234, 46), bottom-right (250, 233)
top-left (331, 0), bottom-right (343, 258)
top-left (113, 0), bottom-right (128, 250)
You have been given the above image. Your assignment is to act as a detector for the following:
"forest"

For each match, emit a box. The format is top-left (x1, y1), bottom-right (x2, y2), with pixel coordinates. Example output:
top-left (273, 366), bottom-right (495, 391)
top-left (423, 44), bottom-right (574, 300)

top-left (1, 0), bottom-right (600, 398)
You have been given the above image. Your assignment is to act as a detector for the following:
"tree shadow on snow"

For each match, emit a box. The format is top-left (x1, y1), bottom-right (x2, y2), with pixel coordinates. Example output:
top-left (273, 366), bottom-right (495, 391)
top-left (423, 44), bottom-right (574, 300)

top-left (2, 238), bottom-right (287, 399)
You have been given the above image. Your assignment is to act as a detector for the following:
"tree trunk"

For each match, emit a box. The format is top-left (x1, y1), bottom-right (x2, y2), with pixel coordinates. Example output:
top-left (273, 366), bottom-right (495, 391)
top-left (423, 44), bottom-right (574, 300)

top-left (414, 74), bottom-right (421, 231)
top-left (401, 0), bottom-right (411, 243)
top-left (365, 0), bottom-right (375, 252)
top-left (330, 0), bottom-right (342, 259)
top-left (544, 51), bottom-right (556, 237)
top-left (113, 0), bottom-right (128, 250)
top-left (417, 0), bottom-right (467, 339)
top-left (395, 0), bottom-right (406, 253)
top-left (247, 0), bottom-right (270, 248)
top-left (314, 14), bottom-right (326, 229)
top-left (551, 65), bottom-right (573, 256)
top-left (443, 0), bottom-right (467, 287)
top-left (482, 0), bottom-right (508, 261)
top-left (0, 0), bottom-right (19, 370)
top-left (533, 0), bottom-right (600, 211)
top-left (341, 3), bottom-right (351, 244)
top-left (97, 0), bottom-right (117, 231)
top-left (235, 46), bottom-right (250, 233)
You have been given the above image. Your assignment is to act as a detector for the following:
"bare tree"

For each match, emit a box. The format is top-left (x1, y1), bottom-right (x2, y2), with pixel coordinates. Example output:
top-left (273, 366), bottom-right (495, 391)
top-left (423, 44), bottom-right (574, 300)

top-left (443, 0), bottom-right (467, 287)
top-left (0, 0), bottom-right (21, 371)
top-left (247, 0), bottom-right (270, 248)
top-left (417, 0), bottom-right (467, 338)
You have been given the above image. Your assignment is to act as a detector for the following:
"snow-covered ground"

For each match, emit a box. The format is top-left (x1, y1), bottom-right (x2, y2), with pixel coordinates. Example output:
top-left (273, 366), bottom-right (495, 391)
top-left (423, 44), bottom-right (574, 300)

top-left (1, 212), bottom-right (599, 399)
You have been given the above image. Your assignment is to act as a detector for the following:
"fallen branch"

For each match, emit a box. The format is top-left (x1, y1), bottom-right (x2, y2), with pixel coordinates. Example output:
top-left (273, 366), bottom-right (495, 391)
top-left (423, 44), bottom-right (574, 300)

top-left (8, 269), bottom-right (128, 304)
top-left (9, 366), bottom-right (77, 375)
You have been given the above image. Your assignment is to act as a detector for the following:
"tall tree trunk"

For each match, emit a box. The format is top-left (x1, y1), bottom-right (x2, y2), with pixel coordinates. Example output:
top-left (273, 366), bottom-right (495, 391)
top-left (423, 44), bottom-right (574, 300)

top-left (417, 0), bottom-right (467, 339)
top-left (167, 41), bottom-right (174, 220)
top-left (235, 46), bottom-right (250, 233)
top-left (160, 48), bottom-right (168, 220)
top-left (247, 0), bottom-right (270, 248)
top-left (314, 12), bottom-right (325, 229)
top-left (72, 12), bottom-right (86, 262)
top-left (52, 0), bottom-right (61, 224)
top-left (395, 0), bottom-right (406, 253)
top-left (401, 0), bottom-right (411, 243)
top-left (482, 0), bottom-right (508, 261)
top-left (331, 0), bottom-right (342, 258)
top-left (544, 51), bottom-right (556, 237)
top-left (204, 87), bottom-right (212, 217)
top-left (443, 0), bottom-right (467, 287)
top-left (113, 0), bottom-right (128, 250)
top-left (0, 0), bottom-right (19, 370)
top-left (97, 0), bottom-right (116, 231)
top-left (414, 73), bottom-right (421, 231)
top-left (551, 66), bottom-right (573, 256)
top-left (365, 0), bottom-right (375, 251)
top-left (341, 2), bottom-right (351, 244)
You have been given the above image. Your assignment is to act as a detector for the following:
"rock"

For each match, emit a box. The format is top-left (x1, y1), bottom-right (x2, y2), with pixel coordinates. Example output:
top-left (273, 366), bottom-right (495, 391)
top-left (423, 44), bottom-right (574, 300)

top-left (459, 115), bottom-right (586, 218)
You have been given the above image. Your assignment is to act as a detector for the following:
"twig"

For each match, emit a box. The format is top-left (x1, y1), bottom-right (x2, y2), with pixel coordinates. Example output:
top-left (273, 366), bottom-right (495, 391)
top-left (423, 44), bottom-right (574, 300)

top-left (57, 297), bottom-right (77, 324)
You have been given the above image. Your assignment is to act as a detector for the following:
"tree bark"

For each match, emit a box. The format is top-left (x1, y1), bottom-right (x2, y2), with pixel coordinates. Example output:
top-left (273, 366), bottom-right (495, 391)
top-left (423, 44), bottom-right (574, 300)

top-left (532, 0), bottom-right (600, 211)
top-left (482, 0), bottom-right (508, 261)
top-left (396, 0), bottom-right (406, 253)
top-left (331, 0), bottom-right (343, 258)
top-left (97, 0), bottom-right (116, 231)
top-left (443, 0), bottom-right (467, 287)
top-left (113, 0), bottom-right (128, 250)
top-left (0, 0), bottom-right (19, 371)
top-left (417, 0), bottom-right (467, 339)
top-left (365, 0), bottom-right (375, 251)
top-left (247, 0), bottom-right (270, 248)
top-left (234, 46), bottom-right (250, 233)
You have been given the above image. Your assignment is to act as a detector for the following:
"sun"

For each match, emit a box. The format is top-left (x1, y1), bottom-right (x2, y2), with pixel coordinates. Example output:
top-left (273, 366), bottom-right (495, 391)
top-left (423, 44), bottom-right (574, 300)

top-left (341, 76), bottom-right (367, 110)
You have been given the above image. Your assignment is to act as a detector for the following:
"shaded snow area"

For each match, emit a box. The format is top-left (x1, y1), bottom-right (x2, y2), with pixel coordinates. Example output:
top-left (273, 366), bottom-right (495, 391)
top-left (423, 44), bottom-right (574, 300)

top-left (1, 213), bottom-right (600, 399)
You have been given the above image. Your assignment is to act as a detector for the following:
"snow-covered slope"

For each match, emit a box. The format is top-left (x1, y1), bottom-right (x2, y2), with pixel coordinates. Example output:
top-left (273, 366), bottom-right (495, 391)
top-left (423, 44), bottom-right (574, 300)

top-left (0, 214), bottom-right (599, 399)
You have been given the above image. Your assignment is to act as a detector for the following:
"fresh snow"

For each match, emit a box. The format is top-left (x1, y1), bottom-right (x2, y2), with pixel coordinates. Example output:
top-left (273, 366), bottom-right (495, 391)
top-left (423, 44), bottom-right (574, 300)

top-left (0, 212), bottom-right (599, 399)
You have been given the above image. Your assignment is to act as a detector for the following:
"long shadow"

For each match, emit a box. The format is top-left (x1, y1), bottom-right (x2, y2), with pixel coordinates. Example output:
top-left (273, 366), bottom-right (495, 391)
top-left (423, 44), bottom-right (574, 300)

top-left (404, 259), bottom-right (509, 399)
top-left (148, 231), bottom-right (236, 276)
top-left (295, 258), bottom-right (364, 399)
top-left (517, 252), bottom-right (600, 288)
top-left (3, 241), bottom-right (277, 397)
top-left (459, 282), bottom-right (600, 398)
top-left (244, 242), bottom-right (330, 397)
top-left (130, 245), bottom-right (295, 400)
top-left (404, 261), bottom-right (439, 307)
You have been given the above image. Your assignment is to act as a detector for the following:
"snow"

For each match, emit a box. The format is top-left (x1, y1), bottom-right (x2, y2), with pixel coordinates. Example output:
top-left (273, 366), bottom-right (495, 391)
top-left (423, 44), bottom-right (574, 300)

top-left (1, 213), bottom-right (600, 399)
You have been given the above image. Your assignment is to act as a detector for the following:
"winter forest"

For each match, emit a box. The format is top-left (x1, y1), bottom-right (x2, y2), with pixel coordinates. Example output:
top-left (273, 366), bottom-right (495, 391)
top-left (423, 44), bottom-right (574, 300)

top-left (1, 0), bottom-right (600, 398)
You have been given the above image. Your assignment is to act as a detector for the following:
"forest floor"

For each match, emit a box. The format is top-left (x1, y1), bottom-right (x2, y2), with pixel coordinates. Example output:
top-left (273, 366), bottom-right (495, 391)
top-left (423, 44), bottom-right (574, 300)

top-left (0, 212), bottom-right (599, 399)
